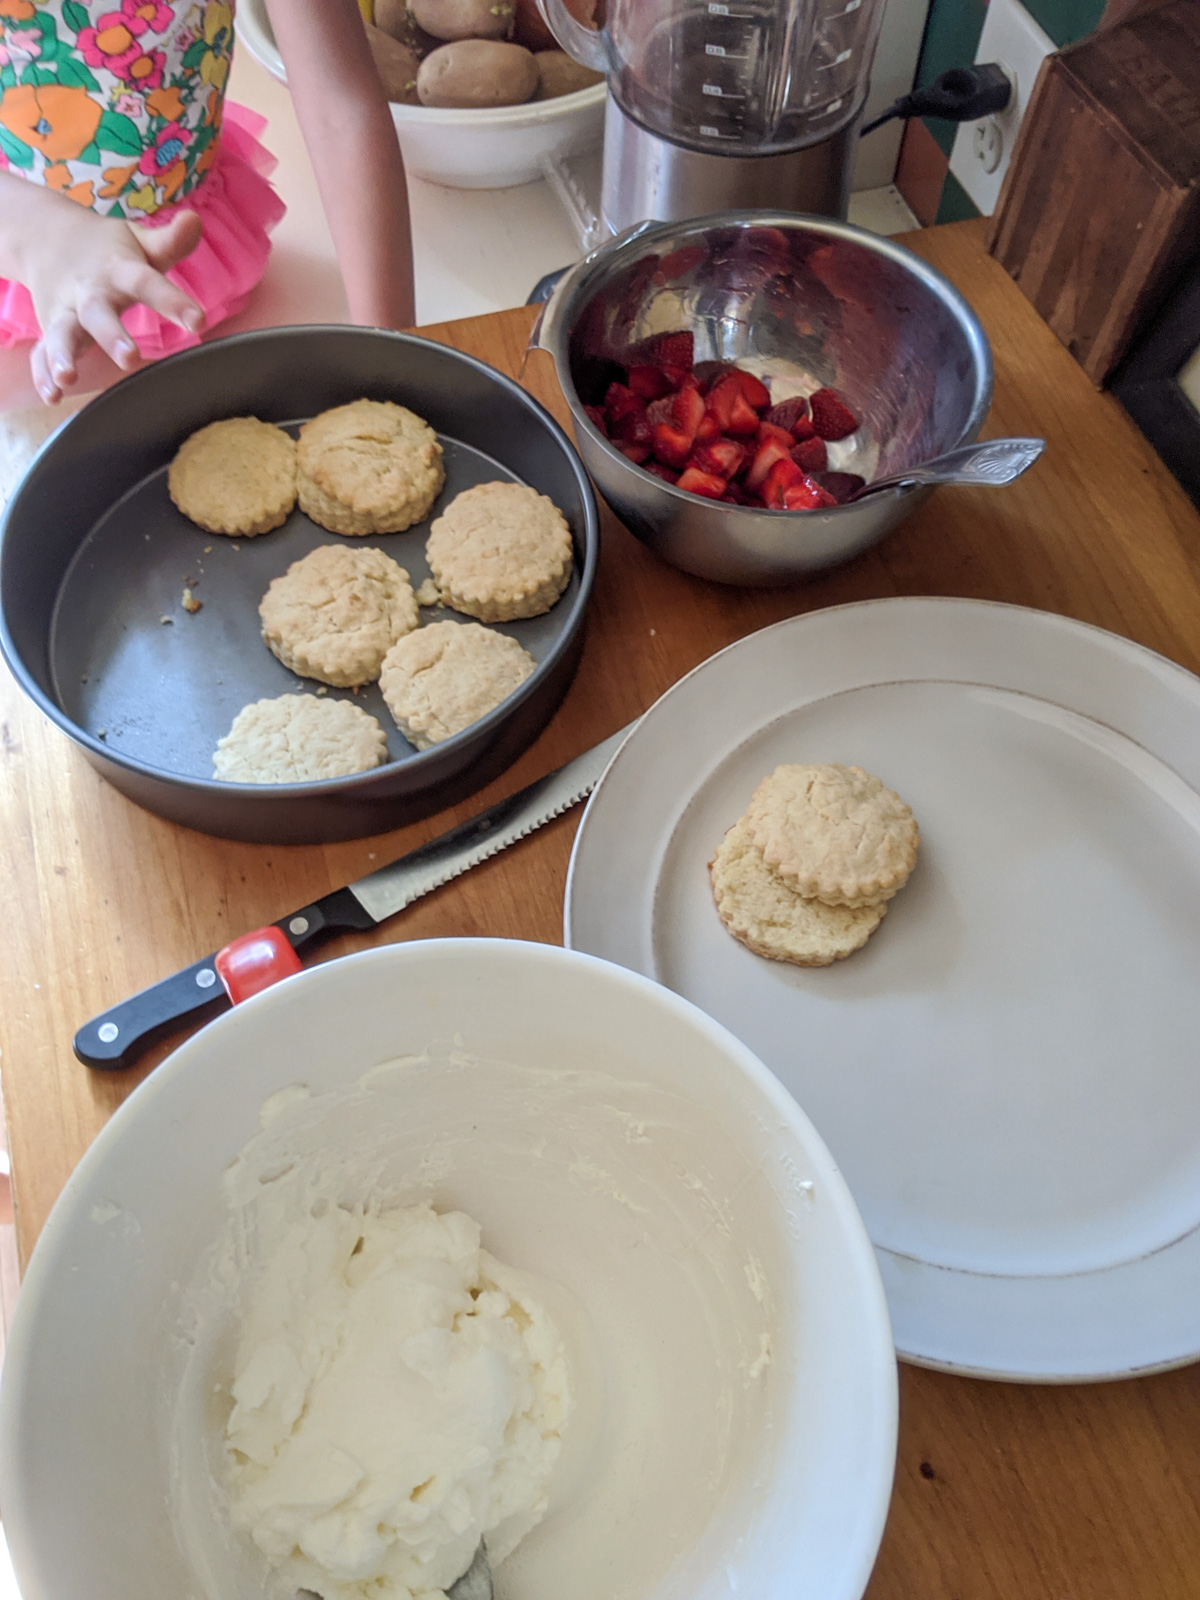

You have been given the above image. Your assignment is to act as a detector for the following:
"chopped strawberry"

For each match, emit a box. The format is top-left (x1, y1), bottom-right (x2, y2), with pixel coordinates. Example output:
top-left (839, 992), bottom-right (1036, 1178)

top-left (670, 384), bottom-right (706, 440)
top-left (745, 436), bottom-right (795, 493)
top-left (722, 480), bottom-right (751, 505)
top-left (809, 387), bottom-right (860, 440)
top-left (694, 360), bottom-right (734, 392)
top-left (704, 377), bottom-right (739, 431)
top-left (619, 442), bottom-right (651, 464)
top-left (604, 382), bottom-right (642, 429)
top-left (650, 422), bottom-right (693, 468)
top-left (765, 396), bottom-right (810, 434)
top-left (694, 411), bottom-right (721, 444)
top-left (633, 330), bottom-right (694, 370)
top-left (612, 406), bottom-right (652, 446)
top-left (761, 456), bottom-right (805, 508)
top-left (627, 364), bottom-right (672, 401)
top-left (583, 404), bottom-right (608, 435)
top-left (642, 459), bottom-right (680, 485)
top-left (782, 475), bottom-right (838, 510)
top-left (662, 365), bottom-right (700, 391)
top-left (756, 420), bottom-right (796, 449)
top-left (692, 438), bottom-right (747, 479)
top-left (728, 368), bottom-right (771, 410)
top-left (791, 415), bottom-right (818, 441)
top-left (677, 466), bottom-right (727, 499)
top-left (791, 435), bottom-right (828, 473)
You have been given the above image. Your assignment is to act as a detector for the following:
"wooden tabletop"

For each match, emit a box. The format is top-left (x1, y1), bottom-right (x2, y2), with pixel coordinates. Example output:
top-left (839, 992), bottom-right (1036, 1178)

top-left (4, 217), bottom-right (1200, 1597)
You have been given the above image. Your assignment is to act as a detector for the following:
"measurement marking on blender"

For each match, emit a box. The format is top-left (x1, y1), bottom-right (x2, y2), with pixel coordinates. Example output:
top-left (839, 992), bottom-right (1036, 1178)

top-left (817, 49), bottom-right (854, 69)
top-left (702, 83), bottom-right (744, 98)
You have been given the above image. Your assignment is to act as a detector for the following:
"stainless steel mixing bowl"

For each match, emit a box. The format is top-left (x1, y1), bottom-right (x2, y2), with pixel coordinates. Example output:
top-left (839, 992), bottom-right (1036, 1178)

top-left (533, 212), bottom-right (993, 586)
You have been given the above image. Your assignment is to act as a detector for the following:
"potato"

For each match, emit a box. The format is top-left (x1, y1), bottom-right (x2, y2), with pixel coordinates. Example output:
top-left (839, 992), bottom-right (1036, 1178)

top-left (365, 24), bottom-right (422, 103)
top-left (417, 39), bottom-right (538, 107)
top-left (533, 48), bottom-right (603, 98)
top-left (512, 0), bottom-right (596, 52)
top-left (373, 0), bottom-right (438, 54)
top-left (410, 0), bottom-right (514, 41)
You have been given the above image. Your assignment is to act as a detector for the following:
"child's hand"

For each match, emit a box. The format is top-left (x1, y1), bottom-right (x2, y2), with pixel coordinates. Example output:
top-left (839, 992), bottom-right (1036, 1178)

top-left (26, 203), bottom-right (205, 404)
top-left (0, 172), bottom-right (206, 403)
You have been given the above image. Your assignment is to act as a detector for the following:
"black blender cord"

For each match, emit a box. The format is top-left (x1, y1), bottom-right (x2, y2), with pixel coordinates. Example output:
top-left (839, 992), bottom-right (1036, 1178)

top-left (860, 63), bottom-right (1013, 136)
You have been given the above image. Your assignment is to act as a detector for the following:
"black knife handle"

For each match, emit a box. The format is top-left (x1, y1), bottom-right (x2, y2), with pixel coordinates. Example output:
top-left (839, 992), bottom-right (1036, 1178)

top-left (73, 889), bottom-right (377, 1070)
top-left (73, 954), bottom-right (231, 1069)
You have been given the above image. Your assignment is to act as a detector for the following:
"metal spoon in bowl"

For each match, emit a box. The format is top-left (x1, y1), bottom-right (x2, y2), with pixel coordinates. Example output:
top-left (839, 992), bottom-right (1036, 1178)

top-left (849, 436), bottom-right (1045, 500)
top-left (298, 1541), bottom-right (493, 1600)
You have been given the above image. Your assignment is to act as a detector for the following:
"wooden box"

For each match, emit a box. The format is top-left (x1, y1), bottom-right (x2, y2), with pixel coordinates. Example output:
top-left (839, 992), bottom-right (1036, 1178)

top-left (987, 0), bottom-right (1200, 386)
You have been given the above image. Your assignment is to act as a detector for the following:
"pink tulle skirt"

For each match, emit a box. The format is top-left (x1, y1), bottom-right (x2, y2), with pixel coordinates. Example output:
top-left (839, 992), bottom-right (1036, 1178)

top-left (0, 103), bottom-right (285, 357)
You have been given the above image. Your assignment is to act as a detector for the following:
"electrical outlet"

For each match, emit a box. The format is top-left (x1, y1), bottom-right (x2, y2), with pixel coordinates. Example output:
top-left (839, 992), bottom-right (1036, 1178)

top-left (948, 0), bottom-right (1055, 215)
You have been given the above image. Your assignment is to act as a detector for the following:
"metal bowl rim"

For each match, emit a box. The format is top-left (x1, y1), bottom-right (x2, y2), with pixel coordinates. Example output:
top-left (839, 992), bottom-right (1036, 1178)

top-left (0, 324), bottom-right (600, 801)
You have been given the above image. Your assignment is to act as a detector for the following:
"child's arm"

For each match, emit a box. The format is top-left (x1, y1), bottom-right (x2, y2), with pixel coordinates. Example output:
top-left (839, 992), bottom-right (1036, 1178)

top-left (0, 174), bottom-right (204, 404)
top-left (265, 0), bottom-right (416, 329)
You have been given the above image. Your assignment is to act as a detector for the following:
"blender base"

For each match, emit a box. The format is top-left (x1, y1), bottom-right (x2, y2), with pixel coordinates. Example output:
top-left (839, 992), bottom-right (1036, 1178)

top-left (600, 98), bottom-right (858, 234)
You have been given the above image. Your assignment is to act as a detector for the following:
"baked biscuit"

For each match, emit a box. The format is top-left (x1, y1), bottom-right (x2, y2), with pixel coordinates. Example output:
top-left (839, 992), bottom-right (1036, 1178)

top-left (259, 544), bottom-right (419, 687)
top-left (168, 417), bottom-right (296, 536)
top-left (711, 817), bottom-right (886, 966)
top-left (297, 399), bottom-right (444, 536)
top-left (745, 762), bottom-right (919, 908)
top-left (213, 695), bottom-right (388, 783)
top-left (379, 620), bottom-right (535, 749)
top-left (426, 481), bottom-right (573, 622)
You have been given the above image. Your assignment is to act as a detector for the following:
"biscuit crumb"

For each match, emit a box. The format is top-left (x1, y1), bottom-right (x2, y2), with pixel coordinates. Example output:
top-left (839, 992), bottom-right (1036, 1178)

top-left (160, 615), bottom-right (173, 625)
top-left (414, 577), bottom-right (442, 608)
top-left (96, 728), bottom-right (107, 740)
top-left (182, 587), bottom-right (202, 613)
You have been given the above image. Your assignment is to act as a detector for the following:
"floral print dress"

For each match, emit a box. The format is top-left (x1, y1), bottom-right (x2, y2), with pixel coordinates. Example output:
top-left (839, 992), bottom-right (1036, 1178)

top-left (0, 0), bottom-right (284, 352)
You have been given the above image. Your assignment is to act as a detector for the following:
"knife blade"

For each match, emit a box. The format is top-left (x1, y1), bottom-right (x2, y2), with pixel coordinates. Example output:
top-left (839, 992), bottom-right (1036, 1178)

top-left (74, 722), bottom-right (635, 1071)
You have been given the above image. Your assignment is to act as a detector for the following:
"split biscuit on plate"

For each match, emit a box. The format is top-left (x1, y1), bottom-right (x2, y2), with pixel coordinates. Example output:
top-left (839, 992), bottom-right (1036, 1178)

top-left (379, 619), bottom-right (536, 750)
top-left (745, 762), bottom-right (918, 908)
top-left (213, 694), bottom-right (388, 784)
top-left (259, 544), bottom-right (419, 687)
top-left (297, 399), bottom-right (445, 536)
top-left (168, 417), bottom-right (296, 537)
top-left (711, 817), bottom-right (886, 966)
top-left (426, 481), bottom-right (573, 621)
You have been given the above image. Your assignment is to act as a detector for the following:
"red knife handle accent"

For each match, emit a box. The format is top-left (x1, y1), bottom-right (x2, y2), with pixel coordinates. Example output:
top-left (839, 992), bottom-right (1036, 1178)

top-left (215, 926), bottom-right (303, 1005)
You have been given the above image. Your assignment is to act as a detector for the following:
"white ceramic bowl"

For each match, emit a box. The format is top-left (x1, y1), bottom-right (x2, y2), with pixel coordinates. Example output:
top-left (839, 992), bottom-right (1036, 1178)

top-left (0, 939), bottom-right (896, 1600)
top-left (237, 0), bottom-right (606, 189)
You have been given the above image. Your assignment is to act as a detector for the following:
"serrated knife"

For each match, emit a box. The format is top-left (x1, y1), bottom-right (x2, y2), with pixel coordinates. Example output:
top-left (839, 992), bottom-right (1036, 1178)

top-left (75, 722), bottom-right (635, 1071)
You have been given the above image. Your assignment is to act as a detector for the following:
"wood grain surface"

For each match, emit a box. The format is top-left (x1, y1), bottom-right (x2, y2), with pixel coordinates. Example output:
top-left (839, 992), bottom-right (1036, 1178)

top-left (4, 218), bottom-right (1200, 1598)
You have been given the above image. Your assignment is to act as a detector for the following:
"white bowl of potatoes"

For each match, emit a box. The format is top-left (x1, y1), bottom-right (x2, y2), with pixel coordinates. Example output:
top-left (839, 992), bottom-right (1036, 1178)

top-left (238, 0), bottom-right (606, 189)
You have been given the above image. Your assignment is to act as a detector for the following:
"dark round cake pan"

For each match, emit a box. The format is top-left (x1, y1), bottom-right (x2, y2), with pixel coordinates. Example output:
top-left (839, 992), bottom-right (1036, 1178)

top-left (0, 326), bottom-right (599, 844)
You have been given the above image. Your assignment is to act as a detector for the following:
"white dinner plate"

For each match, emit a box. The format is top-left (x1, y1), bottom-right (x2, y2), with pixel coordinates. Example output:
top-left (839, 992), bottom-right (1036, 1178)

top-left (565, 598), bottom-right (1200, 1381)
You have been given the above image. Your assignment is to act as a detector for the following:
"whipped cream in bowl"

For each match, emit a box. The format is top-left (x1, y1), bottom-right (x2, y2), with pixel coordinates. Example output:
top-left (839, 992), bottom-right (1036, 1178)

top-left (0, 939), bottom-right (897, 1600)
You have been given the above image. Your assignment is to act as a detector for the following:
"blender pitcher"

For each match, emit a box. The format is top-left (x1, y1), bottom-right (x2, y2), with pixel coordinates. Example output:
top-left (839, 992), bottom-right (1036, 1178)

top-left (536, 0), bottom-right (888, 233)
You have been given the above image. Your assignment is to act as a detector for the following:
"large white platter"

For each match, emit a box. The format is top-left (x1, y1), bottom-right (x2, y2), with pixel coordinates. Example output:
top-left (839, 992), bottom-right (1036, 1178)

top-left (565, 598), bottom-right (1200, 1380)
